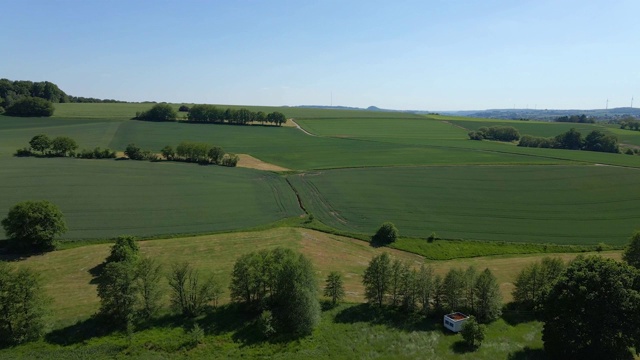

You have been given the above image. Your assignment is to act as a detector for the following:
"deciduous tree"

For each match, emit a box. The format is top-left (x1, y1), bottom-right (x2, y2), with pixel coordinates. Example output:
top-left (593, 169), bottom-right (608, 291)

top-left (543, 256), bottom-right (640, 359)
top-left (474, 268), bottom-right (502, 322)
top-left (623, 231), bottom-right (640, 269)
top-left (323, 271), bottom-right (345, 306)
top-left (0, 263), bottom-right (49, 345)
top-left (362, 252), bottom-right (391, 307)
top-left (1, 200), bottom-right (67, 251)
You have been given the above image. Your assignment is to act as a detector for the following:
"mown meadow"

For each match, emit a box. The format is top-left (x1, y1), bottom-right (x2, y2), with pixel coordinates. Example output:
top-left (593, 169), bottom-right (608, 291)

top-left (3, 226), bottom-right (622, 359)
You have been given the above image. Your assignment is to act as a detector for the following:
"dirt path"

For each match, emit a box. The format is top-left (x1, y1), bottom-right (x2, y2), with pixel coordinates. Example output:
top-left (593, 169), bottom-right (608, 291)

top-left (289, 119), bottom-right (317, 136)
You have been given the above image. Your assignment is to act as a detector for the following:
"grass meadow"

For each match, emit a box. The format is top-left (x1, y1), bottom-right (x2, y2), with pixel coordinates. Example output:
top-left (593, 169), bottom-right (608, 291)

top-left (2, 227), bottom-right (621, 359)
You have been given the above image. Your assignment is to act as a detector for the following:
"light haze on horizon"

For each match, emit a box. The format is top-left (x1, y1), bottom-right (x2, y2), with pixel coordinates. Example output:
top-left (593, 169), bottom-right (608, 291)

top-left (1, 0), bottom-right (639, 111)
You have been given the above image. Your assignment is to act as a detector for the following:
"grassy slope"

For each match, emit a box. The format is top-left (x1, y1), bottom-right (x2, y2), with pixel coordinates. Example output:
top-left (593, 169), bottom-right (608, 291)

top-left (3, 228), bottom-right (621, 359)
top-left (289, 165), bottom-right (640, 245)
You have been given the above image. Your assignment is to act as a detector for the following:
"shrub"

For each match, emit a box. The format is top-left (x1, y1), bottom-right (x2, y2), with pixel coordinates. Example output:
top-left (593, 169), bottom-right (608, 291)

top-left (461, 316), bottom-right (485, 349)
top-left (221, 153), bottom-right (239, 167)
top-left (178, 105), bottom-right (190, 112)
top-left (372, 222), bottom-right (399, 245)
top-left (14, 147), bottom-right (32, 157)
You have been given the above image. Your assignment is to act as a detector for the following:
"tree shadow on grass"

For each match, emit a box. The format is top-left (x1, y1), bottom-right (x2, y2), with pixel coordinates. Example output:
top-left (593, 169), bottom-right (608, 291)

top-left (334, 303), bottom-right (437, 332)
top-left (506, 347), bottom-right (548, 360)
top-left (451, 341), bottom-right (477, 354)
top-left (46, 316), bottom-right (116, 346)
top-left (502, 303), bottom-right (539, 326)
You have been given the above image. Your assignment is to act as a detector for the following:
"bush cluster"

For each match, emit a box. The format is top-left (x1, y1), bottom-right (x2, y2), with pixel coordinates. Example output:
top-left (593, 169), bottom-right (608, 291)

top-left (125, 142), bottom-right (239, 167)
top-left (4, 97), bottom-right (55, 117)
top-left (468, 126), bottom-right (520, 142)
top-left (15, 134), bottom-right (117, 159)
top-left (134, 103), bottom-right (177, 122)
top-left (518, 128), bottom-right (619, 153)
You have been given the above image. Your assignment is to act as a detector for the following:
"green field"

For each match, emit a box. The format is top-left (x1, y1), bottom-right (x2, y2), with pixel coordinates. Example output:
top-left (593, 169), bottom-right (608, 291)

top-left (289, 165), bottom-right (640, 245)
top-left (0, 157), bottom-right (302, 239)
top-left (2, 104), bottom-right (640, 243)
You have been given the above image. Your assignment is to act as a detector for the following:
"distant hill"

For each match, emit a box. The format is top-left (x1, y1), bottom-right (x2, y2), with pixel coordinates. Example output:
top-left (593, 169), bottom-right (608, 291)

top-left (440, 108), bottom-right (640, 121)
top-left (294, 104), bottom-right (640, 121)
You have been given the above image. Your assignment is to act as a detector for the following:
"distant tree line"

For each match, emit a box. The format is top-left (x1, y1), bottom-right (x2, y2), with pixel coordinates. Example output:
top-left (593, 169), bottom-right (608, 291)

top-left (134, 103), bottom-right (287, 126)
top-left (555, 114), bottom-right (595, 123)
top-left (125, 142), bottom-right (239, 167)
top-left (518, 128), bottom-right (619, 153)
top-left (15, 134), bottom-right (116, 159)
top-left (619, 116), bottom-right (640, 131)
top-left (468, 126), bottom-right (520, 142)
top-left (0, 79), bottom-right (124, 114)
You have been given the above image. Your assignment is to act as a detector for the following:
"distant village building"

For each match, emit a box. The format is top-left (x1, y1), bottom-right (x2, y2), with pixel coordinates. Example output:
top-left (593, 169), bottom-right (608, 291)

top-left (443, 312), bottom-right (469, 332)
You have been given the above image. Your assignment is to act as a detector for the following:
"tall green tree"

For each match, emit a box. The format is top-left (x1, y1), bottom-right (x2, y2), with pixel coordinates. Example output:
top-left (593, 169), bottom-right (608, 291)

top-left (0, 263), bottom-right (49, 345)
top-left (554, 128), bottom-right (583, 150)
top-left (623, 231), bottom-right (640, 269)
top-left (105, 235), bottom-right (139, 264)
top-left (416, 264), bottom-right (435, 313)
top-left (29, 134), bottom-right (51, 155)
top-left (362, 252), bottom-right (391, 307)
top-left (460, 316), bottom-right (485, 349)
top-left (169, 262), bottom-right (222, 317)
top-left (135, 257), bottom-right (163, 320)
top-left (323, 271), bottom-right (345, 306)
top-left (474, 268), bottom-right (502, 322)
top-left (1, 200), bottom-right (67, 251)
top-left (97, 260), bottom-right (138, 327)
top-left (371, 222), bottom-right (399, 245)
top-left (512, 257), bottom-right (564, 312)
top-left (441, 268), bottom-right (465, 312)
top-left (543, 256), bottom-right (640, 359)
top-left (463, 266), bottom-right (478, 312)
top-left (50, 136), bottom-right (78, 157)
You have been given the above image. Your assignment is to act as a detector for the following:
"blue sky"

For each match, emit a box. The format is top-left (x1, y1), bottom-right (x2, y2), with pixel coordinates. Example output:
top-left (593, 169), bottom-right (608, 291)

top-left (1, 0), bottom-right (638, 110)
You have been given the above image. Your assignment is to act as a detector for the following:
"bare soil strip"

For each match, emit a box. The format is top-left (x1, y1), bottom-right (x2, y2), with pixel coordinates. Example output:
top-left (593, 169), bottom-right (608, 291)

top-left (237, 154), bottom-right (291, 171)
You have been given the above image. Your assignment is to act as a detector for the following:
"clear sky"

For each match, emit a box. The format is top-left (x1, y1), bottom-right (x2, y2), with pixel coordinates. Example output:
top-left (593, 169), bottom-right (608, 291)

top-left (1, 0), bottom-right (638, 110)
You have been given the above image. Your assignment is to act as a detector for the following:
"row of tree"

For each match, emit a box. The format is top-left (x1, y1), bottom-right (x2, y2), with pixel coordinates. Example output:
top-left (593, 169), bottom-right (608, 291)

top-left (133, 103), bottom-right (287, 126)
top-left (555, 114), bottom-right (595, 123)
top-left (468, 126), bottom-right (521, 142)
top-left (96, 236), bottom-right (222, 329)
top-left (187, 105), bottom-right (287, 126)
top-left (16, 134), bottom-right (116, 159)
top-left (362, 253), bottom-right (502, 323)
top-left (518, 128), bottom-right (619, 153)
top-left (125, 142), bottom-right (239, 167)
top-left (619, 116), bottom-right (640, 131)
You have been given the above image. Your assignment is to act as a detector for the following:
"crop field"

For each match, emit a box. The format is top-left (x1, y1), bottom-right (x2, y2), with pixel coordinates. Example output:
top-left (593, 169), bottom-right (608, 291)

top-left (2, 103), bottom-right (640, 243)
top-left (0, 156), bottom-right (302, 239)
top-left (289, 165), bottom-right (640, 245)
